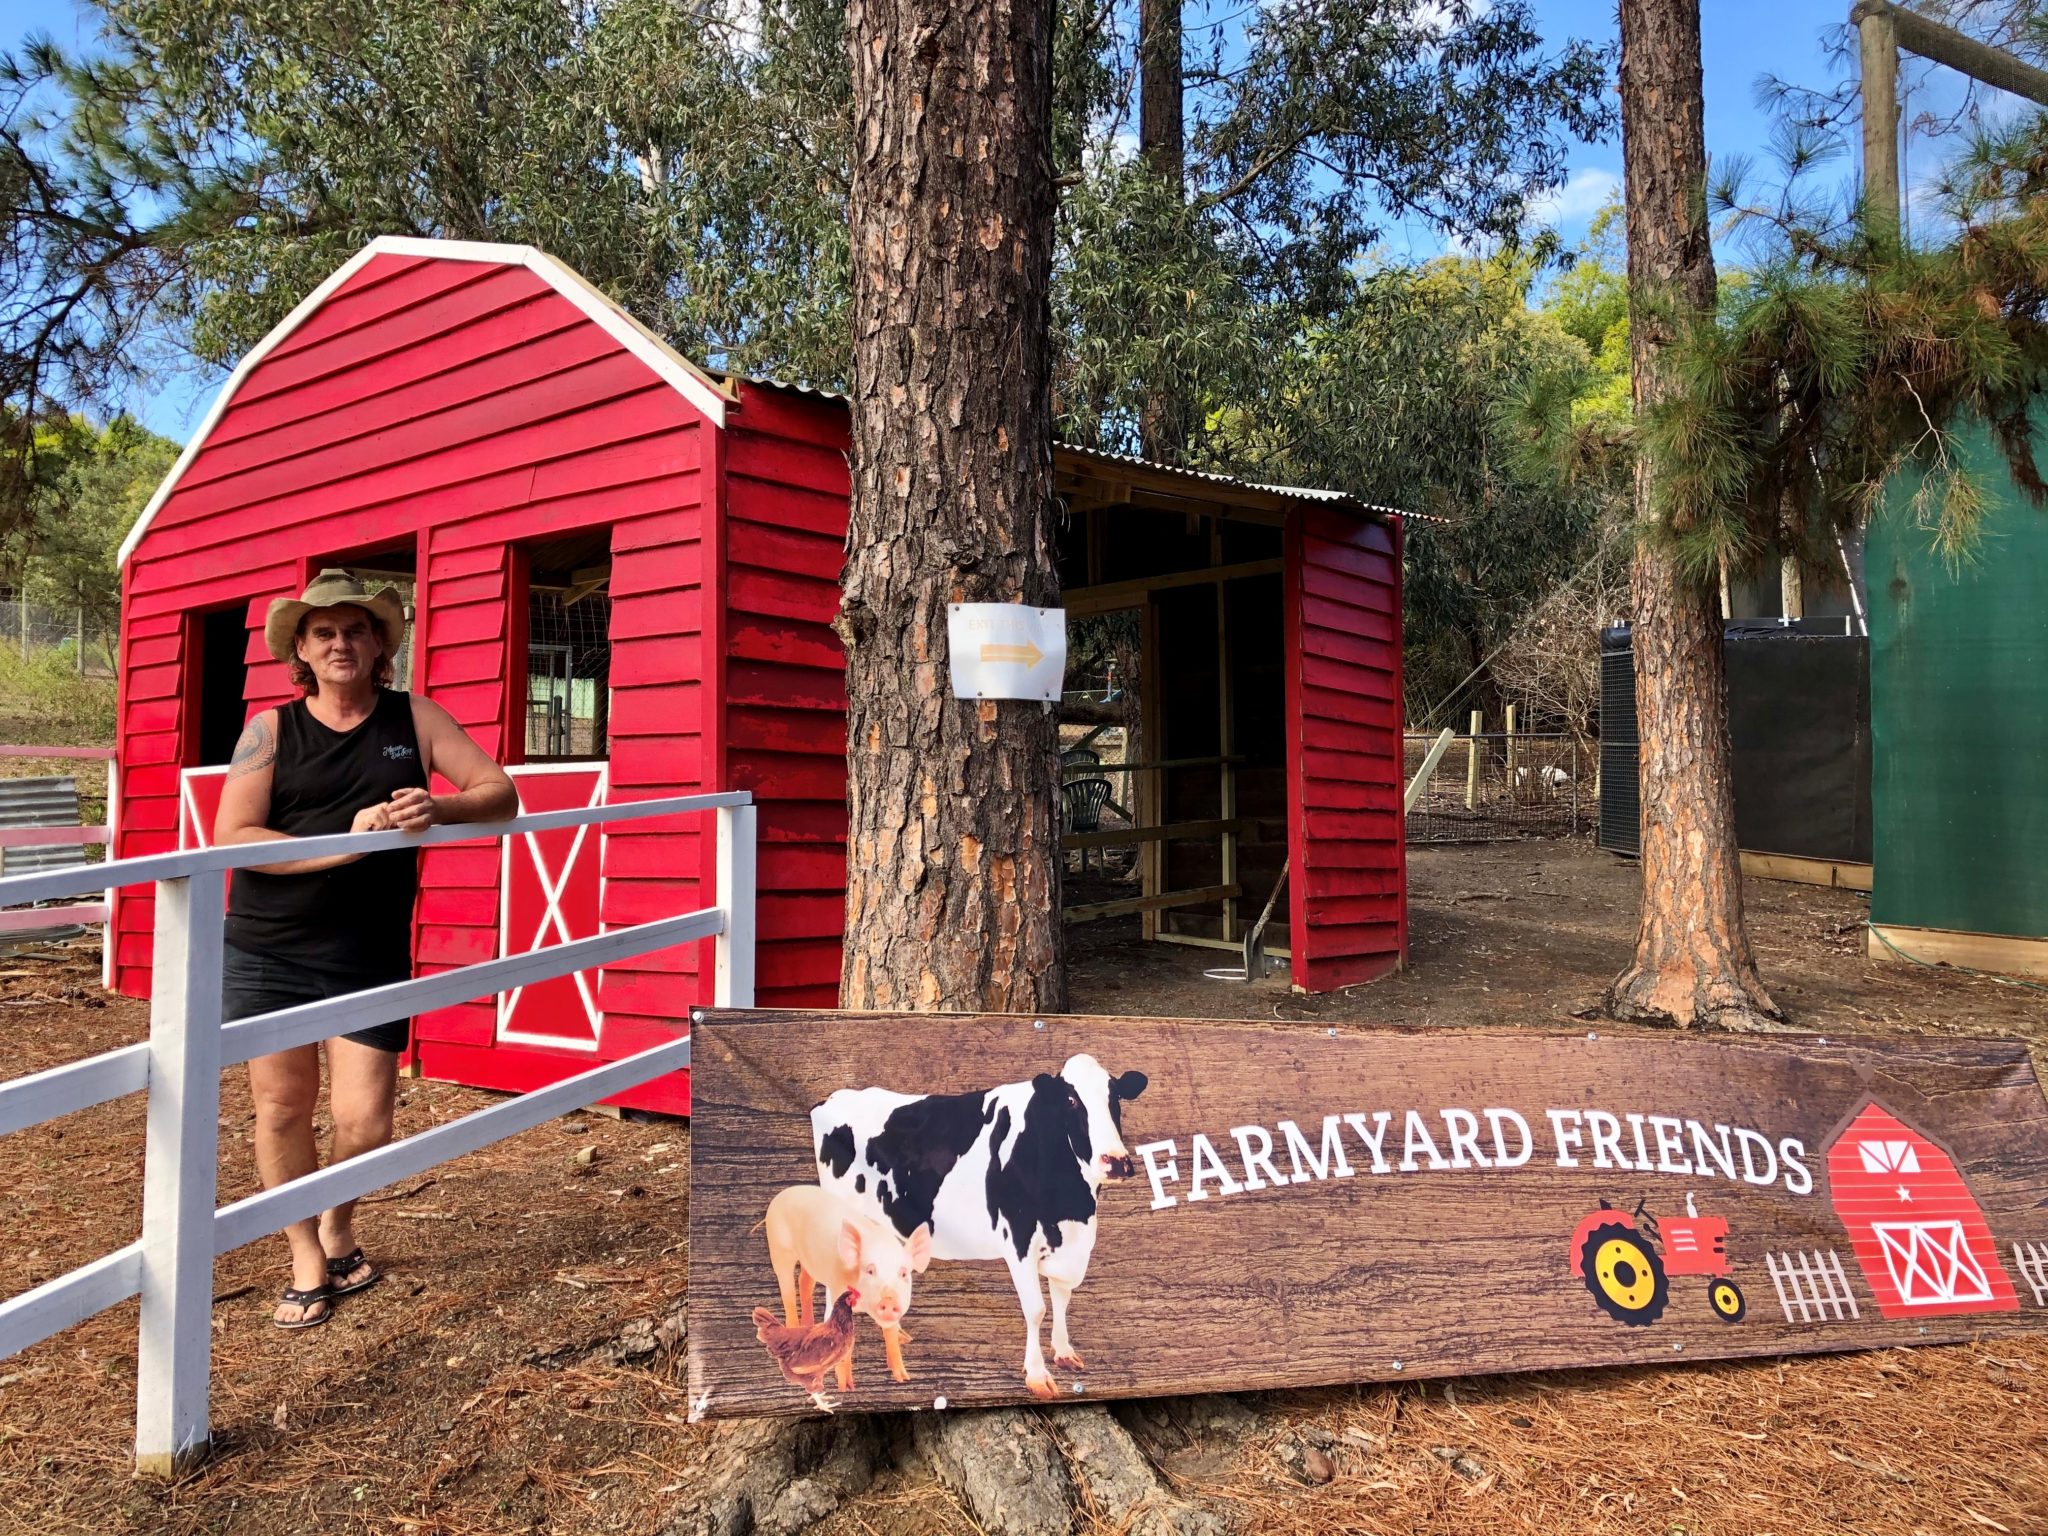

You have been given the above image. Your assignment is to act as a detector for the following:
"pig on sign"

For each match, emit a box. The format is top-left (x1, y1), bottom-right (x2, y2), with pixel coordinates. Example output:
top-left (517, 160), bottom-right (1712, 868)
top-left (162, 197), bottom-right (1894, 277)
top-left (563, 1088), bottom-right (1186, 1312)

top-left (760, 1186), bottom-right (931, 1395)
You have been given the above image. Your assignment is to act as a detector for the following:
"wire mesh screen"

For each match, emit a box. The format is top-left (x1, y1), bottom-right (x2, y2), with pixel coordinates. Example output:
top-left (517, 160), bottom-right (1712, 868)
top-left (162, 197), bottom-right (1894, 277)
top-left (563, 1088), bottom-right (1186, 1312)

top-left (374, 579), bottom-right (417, 692)
top-left (1404, 732), bottom-right (1590, 843)
top-left (525, 589), bottom-right (611, 759)
top-left (0, 597), bottom-right (119, 675)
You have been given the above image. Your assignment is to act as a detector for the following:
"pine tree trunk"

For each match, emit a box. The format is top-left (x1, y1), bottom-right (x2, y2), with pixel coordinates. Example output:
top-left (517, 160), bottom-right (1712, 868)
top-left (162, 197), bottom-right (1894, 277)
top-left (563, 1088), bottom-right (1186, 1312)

top-left (1608, 0), bottom-right (1781, 1029)
top-left (838, 0), bottom-right (1066, 1013)
top-left (1138, 0), bottom-right (1187, 464)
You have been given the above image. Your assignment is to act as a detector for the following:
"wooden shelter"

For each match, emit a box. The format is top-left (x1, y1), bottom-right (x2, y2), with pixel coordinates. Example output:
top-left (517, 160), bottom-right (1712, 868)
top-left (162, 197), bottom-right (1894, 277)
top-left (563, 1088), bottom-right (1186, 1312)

top-left (110, 237), bottom-right (1407, 1111)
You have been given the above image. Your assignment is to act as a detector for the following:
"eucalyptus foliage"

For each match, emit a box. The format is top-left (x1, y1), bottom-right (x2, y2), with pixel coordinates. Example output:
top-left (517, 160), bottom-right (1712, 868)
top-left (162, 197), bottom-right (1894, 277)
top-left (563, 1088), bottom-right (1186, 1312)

top-left (1201, 252), bottom-right (1624, 721)
top-left (4, 0), bottom-right (1617, 691)
top-left (3, 410), bottom-right (175, 624)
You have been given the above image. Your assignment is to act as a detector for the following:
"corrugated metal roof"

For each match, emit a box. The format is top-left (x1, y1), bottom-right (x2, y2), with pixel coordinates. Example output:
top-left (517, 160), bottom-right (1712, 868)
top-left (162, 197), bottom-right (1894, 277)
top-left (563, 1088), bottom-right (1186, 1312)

top-left (1051, 441), bottom-right (1411, 520)
top-left (0, 776), bottom-right (89, 878)
top-left (0, 776), bottom-right (107, 943)
top-left (727, 374), bottom-right (1415, 521)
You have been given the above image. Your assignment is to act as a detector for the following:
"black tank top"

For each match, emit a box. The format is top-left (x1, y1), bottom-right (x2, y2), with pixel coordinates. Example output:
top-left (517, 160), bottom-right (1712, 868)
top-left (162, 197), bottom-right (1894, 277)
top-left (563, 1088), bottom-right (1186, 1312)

top-left (225, 689), bottom-right (427, 976)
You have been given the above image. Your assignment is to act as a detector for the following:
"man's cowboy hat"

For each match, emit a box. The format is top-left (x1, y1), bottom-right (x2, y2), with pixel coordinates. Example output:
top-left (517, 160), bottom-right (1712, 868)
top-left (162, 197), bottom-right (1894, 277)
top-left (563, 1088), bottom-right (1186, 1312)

top-left (264, 569), bottom-right (407, 663)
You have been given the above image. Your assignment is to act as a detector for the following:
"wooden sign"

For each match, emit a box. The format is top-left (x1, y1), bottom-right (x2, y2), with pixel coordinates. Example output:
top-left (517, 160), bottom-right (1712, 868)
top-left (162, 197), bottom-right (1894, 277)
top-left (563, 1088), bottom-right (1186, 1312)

top-left (685, 1012), bottom-right (2048, 1420)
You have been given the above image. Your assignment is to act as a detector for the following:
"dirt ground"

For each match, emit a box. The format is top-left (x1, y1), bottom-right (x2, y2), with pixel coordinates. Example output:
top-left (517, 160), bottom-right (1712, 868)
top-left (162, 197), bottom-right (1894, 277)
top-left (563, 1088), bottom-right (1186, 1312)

top-left (2, 838), bottom-right (2045, 1536)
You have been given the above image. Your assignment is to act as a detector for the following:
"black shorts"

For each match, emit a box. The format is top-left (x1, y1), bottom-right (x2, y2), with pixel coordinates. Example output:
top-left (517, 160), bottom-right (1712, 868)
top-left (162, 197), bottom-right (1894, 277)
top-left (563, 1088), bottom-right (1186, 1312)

top-left (221, 943), bottom-right (412, 1054)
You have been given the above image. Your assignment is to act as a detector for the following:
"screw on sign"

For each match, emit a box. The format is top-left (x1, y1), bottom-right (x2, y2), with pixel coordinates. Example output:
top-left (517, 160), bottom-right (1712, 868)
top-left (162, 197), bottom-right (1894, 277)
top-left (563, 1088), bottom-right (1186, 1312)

top-left (1569, 1192), bottom-right (1747, 1326)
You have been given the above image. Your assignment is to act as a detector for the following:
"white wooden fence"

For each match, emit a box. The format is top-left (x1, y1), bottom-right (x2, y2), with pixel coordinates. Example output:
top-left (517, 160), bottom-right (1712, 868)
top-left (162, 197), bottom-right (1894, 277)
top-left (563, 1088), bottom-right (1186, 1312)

top-left (0, 790), bottom-right (756, 1477)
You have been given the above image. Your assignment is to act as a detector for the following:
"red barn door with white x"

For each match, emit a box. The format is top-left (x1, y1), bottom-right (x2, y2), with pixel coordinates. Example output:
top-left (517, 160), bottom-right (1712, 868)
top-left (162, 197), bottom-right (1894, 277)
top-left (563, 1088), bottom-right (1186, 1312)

top-left (498, 763), bottom-right (608, 1053)
top-left (1825, 1102), bottom-right (2021, 1318)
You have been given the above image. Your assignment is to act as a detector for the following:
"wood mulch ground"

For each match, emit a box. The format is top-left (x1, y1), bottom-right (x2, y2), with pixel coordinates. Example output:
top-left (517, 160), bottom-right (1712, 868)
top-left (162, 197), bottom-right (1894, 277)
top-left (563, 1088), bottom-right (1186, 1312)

top-left (1, 838), bottom-right (2044, 1536)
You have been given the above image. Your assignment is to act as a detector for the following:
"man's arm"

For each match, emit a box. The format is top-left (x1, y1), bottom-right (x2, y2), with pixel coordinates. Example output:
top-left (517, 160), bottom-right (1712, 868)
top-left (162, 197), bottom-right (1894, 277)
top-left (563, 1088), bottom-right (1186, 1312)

top-left (391, 697), bottom-right (518, 832)
top-left (213, 710), bottom-right (391, 874)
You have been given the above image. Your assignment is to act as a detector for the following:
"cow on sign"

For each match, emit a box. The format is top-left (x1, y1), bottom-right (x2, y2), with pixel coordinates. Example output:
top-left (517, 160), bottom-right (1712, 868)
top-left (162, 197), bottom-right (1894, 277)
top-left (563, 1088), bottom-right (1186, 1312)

top-left (811, 1054), bottom-right (1149, 1399)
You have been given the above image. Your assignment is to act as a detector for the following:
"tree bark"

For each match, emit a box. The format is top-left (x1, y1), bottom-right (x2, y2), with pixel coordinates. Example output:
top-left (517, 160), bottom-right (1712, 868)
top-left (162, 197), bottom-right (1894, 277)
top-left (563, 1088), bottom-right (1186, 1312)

top-left (1138, 0), bottom-right (1183, 187)
top-left (838, 0), bottom-right (1067, 1013)
top-left (1609, 0), bottom-right (1781, 1029)
top-left (1137, 0), bottom-right (1189, 464)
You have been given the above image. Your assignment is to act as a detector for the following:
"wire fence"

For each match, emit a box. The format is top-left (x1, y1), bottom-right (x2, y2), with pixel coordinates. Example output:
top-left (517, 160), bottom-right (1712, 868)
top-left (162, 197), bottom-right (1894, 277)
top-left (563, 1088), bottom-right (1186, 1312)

top-left (0, 598), bottom-right (119, 677)
top-left (1404, 731), bottom-right (1592, 843)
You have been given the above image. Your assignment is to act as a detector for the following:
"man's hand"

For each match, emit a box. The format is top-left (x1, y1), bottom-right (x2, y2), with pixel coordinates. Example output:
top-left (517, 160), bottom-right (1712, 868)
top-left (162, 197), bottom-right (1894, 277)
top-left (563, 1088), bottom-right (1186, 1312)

top-left (387, 786), bottom-right (437, 834)
top-left (352, 803), bottom-right (396, 835)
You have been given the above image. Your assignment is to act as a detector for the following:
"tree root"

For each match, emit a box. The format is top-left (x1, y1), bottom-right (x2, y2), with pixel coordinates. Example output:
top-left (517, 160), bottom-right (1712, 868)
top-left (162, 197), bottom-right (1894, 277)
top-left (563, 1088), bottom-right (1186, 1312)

top-left (675, 1400), bottom-right (1238, 1536)
top-left (669, 1414), bottom-right (890, 1536)
top-left (1605, 962), bottom-right (1786, 1032)
top-left (916, 1408), bottom-right (1076, 1534)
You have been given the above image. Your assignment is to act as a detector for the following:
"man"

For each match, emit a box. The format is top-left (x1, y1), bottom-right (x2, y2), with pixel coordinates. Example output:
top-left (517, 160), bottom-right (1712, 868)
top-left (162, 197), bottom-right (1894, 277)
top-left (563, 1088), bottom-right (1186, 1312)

top-left (216, 569), bottom-right (516, 1329)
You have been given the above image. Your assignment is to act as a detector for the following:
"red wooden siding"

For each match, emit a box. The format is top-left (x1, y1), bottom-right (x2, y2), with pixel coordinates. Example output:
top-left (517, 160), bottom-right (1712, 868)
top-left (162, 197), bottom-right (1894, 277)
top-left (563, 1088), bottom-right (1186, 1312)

top-left (596, 491), bottom-right (711, 1104)
top-left (723, 384), bottom-right (853, 1007)
top-left (1283, 506), bottom-right (1406, 991)
top-left (115, 247), bottom-right (713, 1088)
top-left (117, 241), bottom-right (1410, 1041)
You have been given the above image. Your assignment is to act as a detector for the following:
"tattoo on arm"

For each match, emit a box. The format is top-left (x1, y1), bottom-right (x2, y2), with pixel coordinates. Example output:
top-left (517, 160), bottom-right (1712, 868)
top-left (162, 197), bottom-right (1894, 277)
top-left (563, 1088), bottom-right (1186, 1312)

top-left (227, 715), bottom-right (276, 779)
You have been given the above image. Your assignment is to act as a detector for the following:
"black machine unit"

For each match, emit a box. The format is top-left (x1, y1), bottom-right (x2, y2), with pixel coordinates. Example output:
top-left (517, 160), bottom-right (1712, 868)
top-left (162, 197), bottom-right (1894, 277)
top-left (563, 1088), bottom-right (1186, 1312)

top-left (1598, 622), bottom-right (1872, 864)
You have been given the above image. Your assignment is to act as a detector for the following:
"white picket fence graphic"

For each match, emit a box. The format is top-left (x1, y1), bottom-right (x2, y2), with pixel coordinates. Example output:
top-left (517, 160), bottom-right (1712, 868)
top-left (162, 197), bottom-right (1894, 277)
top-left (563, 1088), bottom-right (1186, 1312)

top-left (2015, 1241), bottom-right (2048, 1307)
top-left (1764, 1249), bottom-right (1862, 1323)
top-left (0, 789), bottom-right (755, 1477)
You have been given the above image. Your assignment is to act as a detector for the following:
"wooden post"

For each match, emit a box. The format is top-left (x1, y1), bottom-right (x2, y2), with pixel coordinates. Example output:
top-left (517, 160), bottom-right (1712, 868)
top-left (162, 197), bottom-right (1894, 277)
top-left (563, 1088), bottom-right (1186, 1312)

top-left (1140, 596), bottom-right (1163, 942)
top-left (714, 803), bottom-right (756, 1008)
top-left (1215, 572), bottom-right (1236, 943)
top-left (1855, 1), bottom-right (2048, 107)
top-left (1858, 1), bottom-right (1901, 240)
top-left (1403, 728), bottom-right (1458, 814)
top-left (1504, 704), bottom-right (1518, 789)
top-left (134, 869), bottom-right (226, 1479)
top-left (1465, 709), bottom-right (1482, 809)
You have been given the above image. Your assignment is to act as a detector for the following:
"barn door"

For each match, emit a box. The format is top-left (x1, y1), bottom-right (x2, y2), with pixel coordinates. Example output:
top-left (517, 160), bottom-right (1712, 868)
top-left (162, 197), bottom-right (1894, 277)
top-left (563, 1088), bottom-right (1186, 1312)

top-left (178, 766), bottom-right (227, 853)
top-left (496, 762), bottom-right (608, 1052)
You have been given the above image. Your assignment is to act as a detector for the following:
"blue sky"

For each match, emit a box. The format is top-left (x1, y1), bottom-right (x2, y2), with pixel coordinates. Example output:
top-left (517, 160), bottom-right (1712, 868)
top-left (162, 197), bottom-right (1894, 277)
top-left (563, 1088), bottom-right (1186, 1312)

top-left (4, 0), bottom-right (2000, 441)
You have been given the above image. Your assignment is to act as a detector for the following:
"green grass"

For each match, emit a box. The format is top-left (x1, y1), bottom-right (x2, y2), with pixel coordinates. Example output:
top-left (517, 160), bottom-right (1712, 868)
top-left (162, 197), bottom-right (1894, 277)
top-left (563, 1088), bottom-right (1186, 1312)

top-left (0, 646), bottom-right (118, 749)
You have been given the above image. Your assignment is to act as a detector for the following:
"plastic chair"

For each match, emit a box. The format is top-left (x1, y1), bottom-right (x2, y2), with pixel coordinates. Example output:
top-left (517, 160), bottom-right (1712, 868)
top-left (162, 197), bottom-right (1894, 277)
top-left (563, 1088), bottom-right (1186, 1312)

top-left (1062, 776), bottom-right (1115, 872)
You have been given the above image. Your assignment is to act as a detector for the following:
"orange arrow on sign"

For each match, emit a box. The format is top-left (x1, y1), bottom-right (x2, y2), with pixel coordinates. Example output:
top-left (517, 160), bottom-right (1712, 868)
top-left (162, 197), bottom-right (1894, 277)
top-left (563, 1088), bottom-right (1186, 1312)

top-left (980, 641), bottom-right (1044, 668)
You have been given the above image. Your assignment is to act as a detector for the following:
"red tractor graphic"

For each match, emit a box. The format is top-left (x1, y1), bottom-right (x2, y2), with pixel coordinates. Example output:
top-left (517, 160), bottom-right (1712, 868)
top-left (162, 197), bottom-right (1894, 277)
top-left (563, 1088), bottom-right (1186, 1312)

top-left (1570, 1193), bottom-right (1746, 1326)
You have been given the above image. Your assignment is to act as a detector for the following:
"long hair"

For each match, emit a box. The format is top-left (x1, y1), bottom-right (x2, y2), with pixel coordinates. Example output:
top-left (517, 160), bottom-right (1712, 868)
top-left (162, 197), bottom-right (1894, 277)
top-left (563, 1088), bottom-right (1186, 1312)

top-left (289, 651), bottom-right (395, 695)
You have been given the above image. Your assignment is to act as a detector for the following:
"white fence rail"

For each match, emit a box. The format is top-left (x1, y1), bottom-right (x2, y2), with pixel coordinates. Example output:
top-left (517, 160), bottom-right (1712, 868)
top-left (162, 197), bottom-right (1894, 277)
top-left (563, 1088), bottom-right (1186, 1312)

top-left (0, 790), bottom-right (755, 1477)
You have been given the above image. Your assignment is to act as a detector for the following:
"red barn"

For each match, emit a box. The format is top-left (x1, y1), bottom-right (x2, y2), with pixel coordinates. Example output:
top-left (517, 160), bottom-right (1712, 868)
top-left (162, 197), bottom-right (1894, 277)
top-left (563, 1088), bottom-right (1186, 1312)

top-left (1824, 1102), bottom-right (2019, 1319)
top-left (111, 236), bottom-right (1407, 1112)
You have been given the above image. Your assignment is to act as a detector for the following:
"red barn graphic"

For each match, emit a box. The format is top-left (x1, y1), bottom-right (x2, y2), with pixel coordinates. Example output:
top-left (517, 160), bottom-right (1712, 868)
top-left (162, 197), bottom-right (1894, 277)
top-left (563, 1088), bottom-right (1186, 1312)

top-left (1825, 1103), bottom-right (2018, 1319)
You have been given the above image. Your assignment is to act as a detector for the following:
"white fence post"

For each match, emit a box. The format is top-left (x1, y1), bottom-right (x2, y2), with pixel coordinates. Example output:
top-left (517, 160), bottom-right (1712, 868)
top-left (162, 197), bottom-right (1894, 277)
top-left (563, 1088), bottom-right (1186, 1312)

top-left (134, 870), bottom-right (226, 1478)
top-left (714, 802), bottom-right (756, 1008)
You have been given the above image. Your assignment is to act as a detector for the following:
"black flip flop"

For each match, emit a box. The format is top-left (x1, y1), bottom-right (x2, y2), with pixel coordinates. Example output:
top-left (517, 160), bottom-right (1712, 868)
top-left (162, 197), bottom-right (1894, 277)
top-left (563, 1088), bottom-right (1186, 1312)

top-left (274, 1283), bottom-right (334, 1331)
top-left (324, 1248), bottom-right (381, 1299)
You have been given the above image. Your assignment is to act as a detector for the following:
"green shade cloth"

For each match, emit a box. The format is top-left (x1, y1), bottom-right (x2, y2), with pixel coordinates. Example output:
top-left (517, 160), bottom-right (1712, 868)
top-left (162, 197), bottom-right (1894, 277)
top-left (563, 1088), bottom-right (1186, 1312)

top-left (1869, 413), bottom-right (2048, 941)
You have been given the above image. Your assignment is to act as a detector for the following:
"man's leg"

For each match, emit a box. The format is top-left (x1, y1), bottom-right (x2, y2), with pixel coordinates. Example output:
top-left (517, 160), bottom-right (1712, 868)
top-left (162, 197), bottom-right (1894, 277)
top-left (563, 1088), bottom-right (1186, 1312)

top-left (319, 1036), bottom-right (400, 1289)
top-left (247, 1044), bottom-right (330, 1324)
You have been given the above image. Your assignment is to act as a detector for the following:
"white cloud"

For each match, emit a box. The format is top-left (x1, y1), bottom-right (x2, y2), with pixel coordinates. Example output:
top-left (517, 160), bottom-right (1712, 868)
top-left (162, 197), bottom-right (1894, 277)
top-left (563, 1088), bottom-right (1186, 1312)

top-left (1526, 167), bottom-right (1622, 230)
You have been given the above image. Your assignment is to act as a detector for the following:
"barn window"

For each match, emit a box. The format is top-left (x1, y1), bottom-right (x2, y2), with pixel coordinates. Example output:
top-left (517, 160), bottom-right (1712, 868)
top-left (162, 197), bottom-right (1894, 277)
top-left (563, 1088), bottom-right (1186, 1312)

top-left (304, 548), bottom-right (416, 691)
top-left (520, 535), bottom-right (611, 762)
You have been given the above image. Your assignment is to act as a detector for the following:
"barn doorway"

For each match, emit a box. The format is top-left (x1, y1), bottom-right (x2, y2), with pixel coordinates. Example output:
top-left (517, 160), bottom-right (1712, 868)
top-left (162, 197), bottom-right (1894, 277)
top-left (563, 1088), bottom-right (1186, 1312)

top-left (1054, 454), bottom-right (1292, 961)
top-left (191, 607), bottom-right (252, 765)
